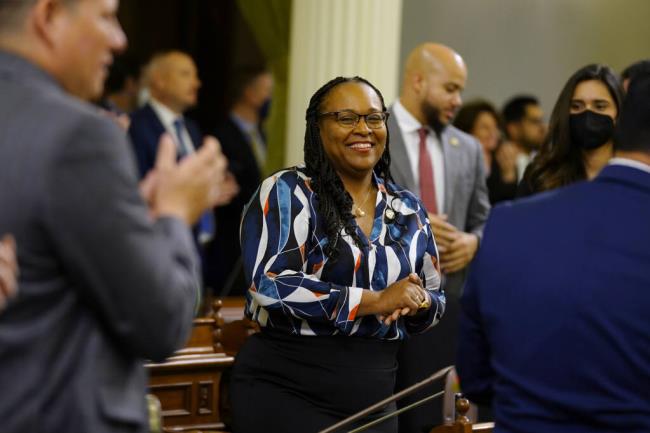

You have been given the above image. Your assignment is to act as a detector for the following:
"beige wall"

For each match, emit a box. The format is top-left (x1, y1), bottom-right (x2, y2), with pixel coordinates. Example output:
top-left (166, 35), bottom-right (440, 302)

top-left (400, 0), bottom-right (650, 114)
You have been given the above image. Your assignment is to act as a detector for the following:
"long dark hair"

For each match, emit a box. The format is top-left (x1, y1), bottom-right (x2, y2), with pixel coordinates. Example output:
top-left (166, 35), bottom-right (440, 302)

top-left (303, 76), bottom-right (392, 259)
top-left (523, 64), bottom-right (624, 193)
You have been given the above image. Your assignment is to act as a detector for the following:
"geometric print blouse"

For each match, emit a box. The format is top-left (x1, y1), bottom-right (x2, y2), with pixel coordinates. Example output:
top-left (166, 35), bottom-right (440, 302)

top-left (240, 166), bottom-right (445, 340)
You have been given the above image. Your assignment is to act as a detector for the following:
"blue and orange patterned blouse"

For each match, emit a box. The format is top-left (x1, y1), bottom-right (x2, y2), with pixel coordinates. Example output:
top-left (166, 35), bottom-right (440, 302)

top-left (240, 167), bottom-right (445, 340)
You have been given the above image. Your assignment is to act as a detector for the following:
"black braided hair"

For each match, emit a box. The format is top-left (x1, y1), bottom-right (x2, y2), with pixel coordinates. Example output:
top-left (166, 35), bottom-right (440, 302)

top-left (303, 76), bottom-right (393, 260)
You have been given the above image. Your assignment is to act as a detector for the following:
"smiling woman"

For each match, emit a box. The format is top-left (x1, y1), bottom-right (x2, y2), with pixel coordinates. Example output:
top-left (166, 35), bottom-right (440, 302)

top-left (229, 76), bottom-right (446, 433)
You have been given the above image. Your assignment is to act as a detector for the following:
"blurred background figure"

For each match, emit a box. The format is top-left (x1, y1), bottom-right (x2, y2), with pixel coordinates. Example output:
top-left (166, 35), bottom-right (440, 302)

top-left (103, 55), bottom-right (141, 114)
top-left (206, 67), bottom-right (273, 296)
top-left (128, 50), bottom-right (238, 260)
top-left (96, 55), bottom-right (142, 130)
top-left (621, 59), bottom-right (650, 92)
top-left (454, 100), bottom-right (518, 204)
top-left (501, 95), bottom-right (546, 182)
top-left (129, 50), bottom-right (204, 176)
top-left (518, 64), bottom-right (624, 197)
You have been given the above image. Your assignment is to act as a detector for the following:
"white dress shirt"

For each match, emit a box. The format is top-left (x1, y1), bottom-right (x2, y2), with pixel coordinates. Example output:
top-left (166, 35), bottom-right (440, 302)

top-left (392, 99), bottom-right (445, 213)
top-left (609, 157), bottom-right (650, 174)
top-left (149, 98), bottom-right (195, 155)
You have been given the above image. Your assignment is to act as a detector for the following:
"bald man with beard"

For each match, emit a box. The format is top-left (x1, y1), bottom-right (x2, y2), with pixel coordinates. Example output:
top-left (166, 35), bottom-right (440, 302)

top-left (387, 43), bottom-right (490, 432)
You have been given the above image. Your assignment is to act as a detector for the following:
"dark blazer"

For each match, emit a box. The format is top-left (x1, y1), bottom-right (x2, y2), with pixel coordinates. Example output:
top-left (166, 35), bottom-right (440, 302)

top-left (0, 51), bottom-right (199, 433)
top-left (458, 163), bottom-right (650, 433)
top-left (204, 117), bottom-right (263, 295)
top-left (128, 103), bottom-right (203, 177)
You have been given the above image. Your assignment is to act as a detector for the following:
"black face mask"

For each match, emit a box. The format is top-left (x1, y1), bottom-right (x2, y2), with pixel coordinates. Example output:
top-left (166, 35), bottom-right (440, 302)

top-left (569, 110), bottom-right (614, 150)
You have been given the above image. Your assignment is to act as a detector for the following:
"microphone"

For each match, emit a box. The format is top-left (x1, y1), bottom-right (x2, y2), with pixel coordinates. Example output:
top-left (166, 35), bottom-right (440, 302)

top-left (317, 365), bottom-right (454, 433)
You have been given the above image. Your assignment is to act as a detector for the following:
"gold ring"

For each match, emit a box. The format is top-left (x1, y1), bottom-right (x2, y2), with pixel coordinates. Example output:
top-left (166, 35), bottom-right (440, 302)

top-left (418, 298), bottom-right (430, 309)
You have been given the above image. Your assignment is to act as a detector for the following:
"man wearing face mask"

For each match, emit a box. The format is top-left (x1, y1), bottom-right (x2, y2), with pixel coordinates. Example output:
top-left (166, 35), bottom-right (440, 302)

top-left (387, 43), bottom-right (490, 432)
top-left (517, 64), bottom-right (624, 197)
top-left (457, 70), bottom-right (650, 433)
top-left (206, 67), bottom-right (274, 296)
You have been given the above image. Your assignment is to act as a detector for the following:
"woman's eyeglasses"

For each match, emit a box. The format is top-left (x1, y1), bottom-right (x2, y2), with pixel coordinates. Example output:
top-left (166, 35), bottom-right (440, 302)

top-left (318, 110), bottom-right (389, 129)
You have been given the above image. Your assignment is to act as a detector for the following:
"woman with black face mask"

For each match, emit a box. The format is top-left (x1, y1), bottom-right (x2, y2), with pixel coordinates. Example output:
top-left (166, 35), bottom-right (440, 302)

top-left (517, 64), bottom-right (624, 197)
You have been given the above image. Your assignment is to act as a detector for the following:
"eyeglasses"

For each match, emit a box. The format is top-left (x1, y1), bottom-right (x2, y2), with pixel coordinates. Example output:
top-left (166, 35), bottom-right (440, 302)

top-left (318, 110), bottom-right (389, 129)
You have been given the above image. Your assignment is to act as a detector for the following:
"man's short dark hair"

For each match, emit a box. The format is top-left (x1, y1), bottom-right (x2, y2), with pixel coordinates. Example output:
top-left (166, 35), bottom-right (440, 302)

top-left (104, 55), bottom-right (140, 94)
top-left (502, 95), bottom-right (539, 125)
top-left (614, 72), bottom-right (650, 154)
top-left (621, 59), bottom-right (650, 83)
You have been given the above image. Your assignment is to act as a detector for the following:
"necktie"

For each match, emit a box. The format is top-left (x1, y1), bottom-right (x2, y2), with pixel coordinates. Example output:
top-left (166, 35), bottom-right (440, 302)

top-left (247, 128), bottom-right (266, 171)
top-left (173, 118), bottom-right (191, 157)
top-left (418, 127), bottom-right (438, 214)
top-left (173, 117), bottom-right (215, 245)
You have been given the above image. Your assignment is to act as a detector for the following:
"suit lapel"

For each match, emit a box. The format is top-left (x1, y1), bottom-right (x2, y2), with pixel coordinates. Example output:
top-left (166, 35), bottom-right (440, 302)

top-left (441, 128), bottom-right (454, 214)
top-left (388, 106), bottom-right (416, 192)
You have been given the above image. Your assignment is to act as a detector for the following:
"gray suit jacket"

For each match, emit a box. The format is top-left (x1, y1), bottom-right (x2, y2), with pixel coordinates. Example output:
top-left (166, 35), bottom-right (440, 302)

top-left (387, 105), bottom-right (490, 295)
top-left (0, 51), bottom-right (199, 433)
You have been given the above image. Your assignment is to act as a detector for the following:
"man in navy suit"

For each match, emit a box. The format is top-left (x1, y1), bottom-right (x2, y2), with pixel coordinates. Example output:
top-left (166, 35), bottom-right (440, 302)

top-left (129, 51), bottom-right (238, 248)
top-left (457, 73), bottom-right (650, 432)
top-left (129, 50), bottom-right (204, 177)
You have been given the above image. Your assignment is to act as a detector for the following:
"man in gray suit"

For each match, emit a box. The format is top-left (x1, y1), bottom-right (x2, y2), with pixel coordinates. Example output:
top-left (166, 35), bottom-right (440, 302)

top-left (389, 43), bottom-right (490, 432)
top-left (0, 1), bottom-right (226, 432)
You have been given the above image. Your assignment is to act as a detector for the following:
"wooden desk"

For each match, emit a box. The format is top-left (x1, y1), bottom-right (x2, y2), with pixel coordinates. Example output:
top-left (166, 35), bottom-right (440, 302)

top-left (147, 316), bottom-right (234, 432)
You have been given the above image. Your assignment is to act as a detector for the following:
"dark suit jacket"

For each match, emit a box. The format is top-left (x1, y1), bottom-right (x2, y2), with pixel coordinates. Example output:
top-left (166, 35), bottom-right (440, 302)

top-left (204, 117), bottom-right (263, 294)
top-left (458, 164), bottom-right (650, 433)
top-left (128, 103), bottom-right (203, 177)
top-left (0, 51), bottom-right (199, 433)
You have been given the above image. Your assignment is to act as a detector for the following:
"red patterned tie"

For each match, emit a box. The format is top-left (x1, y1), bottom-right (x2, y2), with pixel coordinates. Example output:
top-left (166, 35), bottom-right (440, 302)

top-left (418, 127), bottom-right (438, 214)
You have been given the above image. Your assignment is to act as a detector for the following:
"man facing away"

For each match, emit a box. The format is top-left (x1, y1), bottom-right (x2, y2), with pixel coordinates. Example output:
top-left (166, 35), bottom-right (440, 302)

top-left (0, 0), bottom-right (226, 432)
top-left (457, 72), bottom-right (650, 433)
top-left (387, 42), bottom-right (490, 432)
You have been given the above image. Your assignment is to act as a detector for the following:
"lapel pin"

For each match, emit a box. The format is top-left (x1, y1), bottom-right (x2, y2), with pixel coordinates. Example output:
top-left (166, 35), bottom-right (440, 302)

top-left (450, 136), bottom-right (460, 146)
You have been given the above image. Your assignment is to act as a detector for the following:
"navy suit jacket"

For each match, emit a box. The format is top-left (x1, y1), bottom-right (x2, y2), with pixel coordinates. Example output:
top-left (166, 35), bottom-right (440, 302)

top-left (128, 103), bottom-right (203, 177)
top-left (457, 164), bottom-right (650, 433)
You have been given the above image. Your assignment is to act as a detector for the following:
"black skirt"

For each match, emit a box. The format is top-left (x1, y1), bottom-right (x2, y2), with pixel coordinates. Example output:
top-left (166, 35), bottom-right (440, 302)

top-left (230, 330), bottom-right (401, 433)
